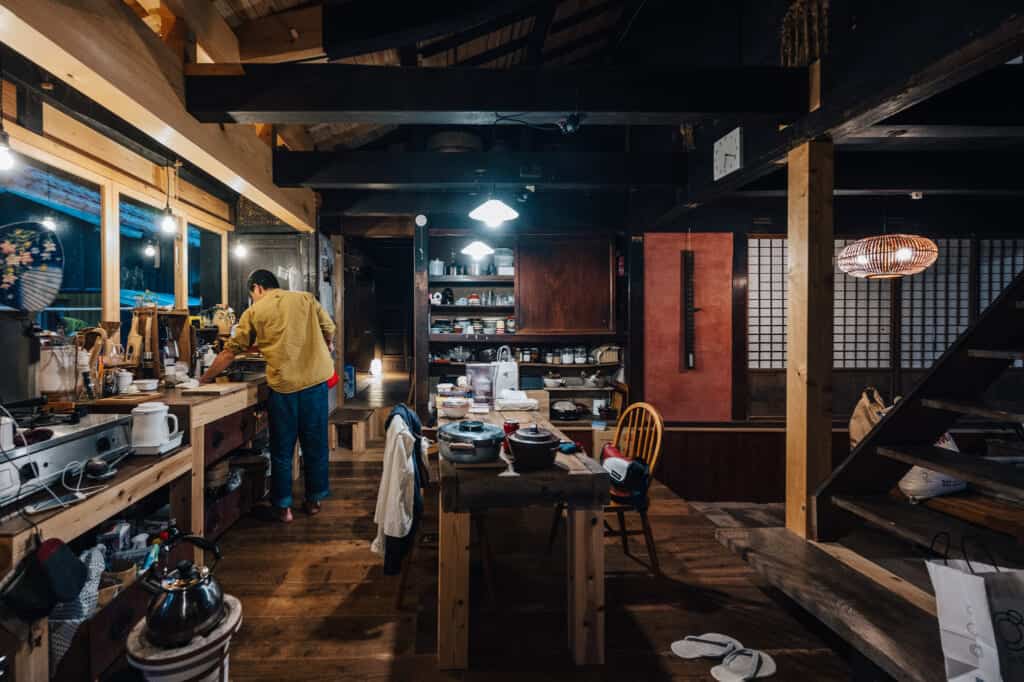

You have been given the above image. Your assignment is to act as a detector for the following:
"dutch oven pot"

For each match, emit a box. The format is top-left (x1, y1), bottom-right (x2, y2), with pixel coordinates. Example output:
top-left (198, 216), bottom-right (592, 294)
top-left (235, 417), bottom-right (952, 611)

top-left (142, 534), bottom-right (225, 648)
top-left (506, 424), bottom-right (561, 471)
top-left (439, 420), bottom-right (504, 464)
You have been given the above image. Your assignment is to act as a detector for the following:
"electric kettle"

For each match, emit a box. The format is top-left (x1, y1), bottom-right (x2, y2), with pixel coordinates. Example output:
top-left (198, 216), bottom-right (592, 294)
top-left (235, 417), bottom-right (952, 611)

top-left (142, 534), bottom-right (225, 648)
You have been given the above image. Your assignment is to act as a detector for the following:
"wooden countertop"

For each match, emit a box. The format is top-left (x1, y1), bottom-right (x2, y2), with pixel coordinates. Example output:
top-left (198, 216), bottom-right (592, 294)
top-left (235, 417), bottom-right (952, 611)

top-left (87, 377), bottom-right (267, 428)
top-left (437, 409), bottom-right (609, 512)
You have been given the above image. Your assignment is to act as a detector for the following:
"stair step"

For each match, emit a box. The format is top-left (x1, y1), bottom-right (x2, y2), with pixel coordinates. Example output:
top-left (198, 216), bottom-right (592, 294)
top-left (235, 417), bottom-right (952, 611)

top-left (921, 398), bottom-right (1024, 422)
top-left (923, 492), bottom-right (1024, 541)
top-left (877, 445), bottom-right (1024, 503)
top-left (717, 526), bottom-right (943, 682)
top-left (968, 349), bottom-right (1024, 360)
top-left (831, 494), bottom-right (1024, 568)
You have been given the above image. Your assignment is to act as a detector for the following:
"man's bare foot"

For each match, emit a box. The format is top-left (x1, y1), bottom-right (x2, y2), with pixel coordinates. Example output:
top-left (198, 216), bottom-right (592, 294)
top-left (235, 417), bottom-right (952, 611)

top-left (303, 500), bottom-right (322, 516)
top-left (274, 506), bottom-right (293, 523)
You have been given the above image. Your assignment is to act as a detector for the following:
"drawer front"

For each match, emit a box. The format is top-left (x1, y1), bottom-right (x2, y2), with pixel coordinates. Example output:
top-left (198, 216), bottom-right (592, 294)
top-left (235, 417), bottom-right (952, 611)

top-left (205, 486), bottom-right (243, 541)
top-left (203, 407), bottom-right (264, 467)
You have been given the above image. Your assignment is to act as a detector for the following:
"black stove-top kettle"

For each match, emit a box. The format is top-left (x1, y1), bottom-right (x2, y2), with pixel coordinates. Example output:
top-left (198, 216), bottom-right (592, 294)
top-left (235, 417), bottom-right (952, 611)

top-left (142, 534), bottom-right (225, 648)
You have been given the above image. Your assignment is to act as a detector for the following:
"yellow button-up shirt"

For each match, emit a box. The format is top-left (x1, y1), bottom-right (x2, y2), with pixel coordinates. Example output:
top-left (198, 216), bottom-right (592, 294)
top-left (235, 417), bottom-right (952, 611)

top-left (225, 289), bottom-right (336, 394)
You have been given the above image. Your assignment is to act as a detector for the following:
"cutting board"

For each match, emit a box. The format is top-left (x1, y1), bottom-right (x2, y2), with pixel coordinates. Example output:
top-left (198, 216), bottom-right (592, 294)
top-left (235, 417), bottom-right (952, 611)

top-left (180, 382), bottom-right (247, 396)
top-left (91, 391), bottom-right (162, 405)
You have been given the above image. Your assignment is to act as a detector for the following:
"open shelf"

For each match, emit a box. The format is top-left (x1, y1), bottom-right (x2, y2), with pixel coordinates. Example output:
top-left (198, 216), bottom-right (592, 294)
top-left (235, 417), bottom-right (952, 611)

top-left (429, 275), bottom-right (514, 285)
top-left (430, 333), bottom-right (621, 344)
top-left (431, 305), bottom-right (515, 313)
top-left (431, 361), bottom-right (619, 369)
top-left (545, 386), bottom-right (616, 392)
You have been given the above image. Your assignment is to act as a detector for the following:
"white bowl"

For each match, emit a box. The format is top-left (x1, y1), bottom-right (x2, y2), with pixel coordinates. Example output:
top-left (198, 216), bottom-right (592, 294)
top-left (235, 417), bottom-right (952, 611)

top-left (543, 378), bottom-right (564, 388)
top-left (133, 379), bottom-right (159, 392)
top-left (440, 398), bottom-right (470, 419)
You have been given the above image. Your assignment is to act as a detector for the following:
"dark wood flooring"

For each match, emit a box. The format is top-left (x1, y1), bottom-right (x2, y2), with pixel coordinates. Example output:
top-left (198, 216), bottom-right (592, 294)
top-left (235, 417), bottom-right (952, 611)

top-left (218, 442), bottom-right (851, 680)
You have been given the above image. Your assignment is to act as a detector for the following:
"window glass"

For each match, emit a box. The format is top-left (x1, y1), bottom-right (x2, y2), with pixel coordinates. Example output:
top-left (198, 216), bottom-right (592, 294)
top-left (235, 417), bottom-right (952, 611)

top-left (187, 225), bottom-right (222, 314)
top-left (119, 196), bottom-right (177, 337)
top-left (0, 159), bottom-right (102, 331)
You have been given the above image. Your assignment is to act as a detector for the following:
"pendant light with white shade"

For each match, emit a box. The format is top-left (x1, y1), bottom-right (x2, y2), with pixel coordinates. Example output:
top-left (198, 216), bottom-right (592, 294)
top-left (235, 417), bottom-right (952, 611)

top-left (469, 197), bottom-right (518, 228)
top-left (461, 240), bottom-right (495, 261)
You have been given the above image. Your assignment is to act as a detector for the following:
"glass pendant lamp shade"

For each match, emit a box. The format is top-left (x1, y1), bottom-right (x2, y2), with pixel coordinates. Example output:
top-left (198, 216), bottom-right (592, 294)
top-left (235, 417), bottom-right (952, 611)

top-left (837, 234), bottom-right (939, 279)
top-left (461, 240), bottom-right (494, 260)
top-left (469, 198), bottom-right (518, 228)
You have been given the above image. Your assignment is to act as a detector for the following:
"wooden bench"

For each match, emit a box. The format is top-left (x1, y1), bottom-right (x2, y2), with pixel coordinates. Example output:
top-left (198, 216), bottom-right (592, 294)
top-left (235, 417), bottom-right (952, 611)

top-left (717, 526), bottom-right (944, 682)
top-left (328, 408), bottom-right (374, 453)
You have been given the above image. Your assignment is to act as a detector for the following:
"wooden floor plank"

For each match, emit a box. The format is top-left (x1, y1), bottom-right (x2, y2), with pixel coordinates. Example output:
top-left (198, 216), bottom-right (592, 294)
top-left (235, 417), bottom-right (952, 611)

top-left (217, 443), bottom-right (849, 680)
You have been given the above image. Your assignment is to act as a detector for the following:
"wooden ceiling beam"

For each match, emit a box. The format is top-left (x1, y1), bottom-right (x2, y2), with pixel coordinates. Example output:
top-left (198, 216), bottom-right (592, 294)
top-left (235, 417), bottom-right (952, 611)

top-left (322, 0), bottom-right (539, 60)
top-left (273, 150), bottom-right (684, 189)
top-left (163, 0), bottom-right (240, 63)
top-left (236, 5), bottom-right (324, 63)
top-left (185, 63), bottom-right (808, 125)
top-left (0, 0), bottom-right (315, 231)
top-left (658, 3), bottom-right (1024, 227)
top-left (418, 4), bottom-right (540, 59)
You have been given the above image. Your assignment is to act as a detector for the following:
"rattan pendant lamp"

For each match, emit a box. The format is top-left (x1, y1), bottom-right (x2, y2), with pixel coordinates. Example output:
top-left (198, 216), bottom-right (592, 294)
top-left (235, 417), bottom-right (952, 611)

top-left (837, 204), bottom-right (938, 279)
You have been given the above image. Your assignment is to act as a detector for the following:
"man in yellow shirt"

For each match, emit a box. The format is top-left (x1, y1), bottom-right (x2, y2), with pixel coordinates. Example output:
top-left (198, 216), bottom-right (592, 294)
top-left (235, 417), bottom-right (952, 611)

top-left (201, 269), bottom-right (336, 523)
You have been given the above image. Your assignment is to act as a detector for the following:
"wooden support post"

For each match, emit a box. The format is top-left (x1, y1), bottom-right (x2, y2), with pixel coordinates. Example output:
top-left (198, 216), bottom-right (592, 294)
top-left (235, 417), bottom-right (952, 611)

top-left (437, 501), bottom-right (470, 669)
top-left (786, 140), bottom-right (834, 539)
top-left (332, 235), bottom-right (345, 407)
top-left (413, 223), bottom-right (429, 418)
top-left (100, 182), bottom-right (120, 322)
top-left (566, 506), bottom-right (605, 665)
top-left (189, 426), bottom-right (205, 560)
top-left (351, 421), bottom-right (367, 454)
top-left (220, 231), bottom-right (229, 305)
top-left (174, 214), bottom-right (189, 310)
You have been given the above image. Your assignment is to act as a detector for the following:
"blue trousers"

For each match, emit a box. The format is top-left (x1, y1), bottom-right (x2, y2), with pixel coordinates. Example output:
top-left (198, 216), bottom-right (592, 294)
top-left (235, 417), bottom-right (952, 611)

top-left (267, 382), bottom-right (330, 508)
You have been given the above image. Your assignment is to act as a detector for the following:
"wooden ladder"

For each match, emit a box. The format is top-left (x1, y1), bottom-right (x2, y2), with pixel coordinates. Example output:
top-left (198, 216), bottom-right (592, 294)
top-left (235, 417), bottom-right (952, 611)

top-left (815, 267), bottom-right (1024, 567)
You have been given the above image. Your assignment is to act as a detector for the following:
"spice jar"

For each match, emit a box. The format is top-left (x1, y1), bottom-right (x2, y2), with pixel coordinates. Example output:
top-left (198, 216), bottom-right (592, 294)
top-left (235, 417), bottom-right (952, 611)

top-left (574, 346), bottom-right (588, 364)
top-left (561, 347), bottom-right (574, 364)
top-left (545, 351), bottom-right (557, 364)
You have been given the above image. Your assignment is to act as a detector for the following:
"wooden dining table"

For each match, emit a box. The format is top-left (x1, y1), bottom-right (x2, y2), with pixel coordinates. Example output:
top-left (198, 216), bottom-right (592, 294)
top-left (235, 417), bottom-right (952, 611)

top-left (436, 409), bottom-right (609, 670)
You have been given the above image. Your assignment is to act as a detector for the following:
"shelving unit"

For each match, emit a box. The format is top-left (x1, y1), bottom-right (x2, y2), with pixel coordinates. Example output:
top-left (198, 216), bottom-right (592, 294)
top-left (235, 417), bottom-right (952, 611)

top-left (431, 361), bottom-right (620, 369)
top-left (431, 305), bottom-right (515, 313)
top-left (430, 333), bottom-right (622, 343)
top-left (429, 275), bottom-right (514, 285)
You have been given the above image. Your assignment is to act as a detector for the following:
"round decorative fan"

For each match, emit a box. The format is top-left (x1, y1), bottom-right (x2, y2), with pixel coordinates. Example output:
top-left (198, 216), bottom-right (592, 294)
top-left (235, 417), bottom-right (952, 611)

top-left (0, 221), bottom-right (64, 312)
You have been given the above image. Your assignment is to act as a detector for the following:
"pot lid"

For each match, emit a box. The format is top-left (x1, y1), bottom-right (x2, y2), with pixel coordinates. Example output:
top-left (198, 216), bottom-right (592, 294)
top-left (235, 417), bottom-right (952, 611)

top-left (160, 560), bottom-right (211, 591)
top-left (509, 424), bottom-right (559, 445)
top-left (132, 401), bottom-right (168, 414)
top-left (439, 420), bottom-right (504, 443)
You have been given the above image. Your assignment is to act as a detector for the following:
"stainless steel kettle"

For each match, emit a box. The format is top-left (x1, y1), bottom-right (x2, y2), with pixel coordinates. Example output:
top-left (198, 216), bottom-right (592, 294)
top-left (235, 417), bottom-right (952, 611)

top-left (142, 534), bottom-right (225, 648)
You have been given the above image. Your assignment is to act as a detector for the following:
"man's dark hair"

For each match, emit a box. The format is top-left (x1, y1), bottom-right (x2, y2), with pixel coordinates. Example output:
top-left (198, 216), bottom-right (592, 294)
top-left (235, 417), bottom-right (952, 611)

top-left (247, 269), bottom-right (280, 292)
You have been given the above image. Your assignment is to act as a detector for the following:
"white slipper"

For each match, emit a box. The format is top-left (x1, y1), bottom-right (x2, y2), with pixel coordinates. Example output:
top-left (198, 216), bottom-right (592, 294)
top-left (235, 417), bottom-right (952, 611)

top-left (670, 633), bottom-right (743, 660)
top-left (711, 648), bottom-right (777, 681)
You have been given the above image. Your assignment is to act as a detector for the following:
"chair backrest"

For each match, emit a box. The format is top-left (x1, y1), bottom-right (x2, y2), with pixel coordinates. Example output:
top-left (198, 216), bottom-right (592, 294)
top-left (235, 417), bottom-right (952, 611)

top-left (612, 402), bottom-right (665, 473)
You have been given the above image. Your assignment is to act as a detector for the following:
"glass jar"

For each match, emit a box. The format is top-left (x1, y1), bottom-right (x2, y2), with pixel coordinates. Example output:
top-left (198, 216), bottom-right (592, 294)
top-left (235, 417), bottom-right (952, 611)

top-left (545, 351), bottom-right (557, 364)
top-left (574, 346), bottom-right (588, 364)
top-left (561, 347), bottom-right (574, 364)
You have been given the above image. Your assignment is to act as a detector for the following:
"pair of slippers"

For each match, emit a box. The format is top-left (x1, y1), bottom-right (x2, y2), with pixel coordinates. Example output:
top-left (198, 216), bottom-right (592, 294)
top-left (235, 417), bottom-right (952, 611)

top-left (670, 633), bottom-right (776, 681)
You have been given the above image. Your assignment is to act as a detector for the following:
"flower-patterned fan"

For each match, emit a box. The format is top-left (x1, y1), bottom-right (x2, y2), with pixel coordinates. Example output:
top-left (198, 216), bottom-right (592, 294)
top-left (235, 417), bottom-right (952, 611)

top-left (0, 221), bottom-right (64, 312)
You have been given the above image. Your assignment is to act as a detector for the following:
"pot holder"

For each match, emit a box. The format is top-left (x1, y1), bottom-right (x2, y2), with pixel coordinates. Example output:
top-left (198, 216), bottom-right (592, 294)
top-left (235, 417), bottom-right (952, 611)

top-left (670, 633), bottom-right (743, 660)
top-left (711, 648), bottom-right (777, 681)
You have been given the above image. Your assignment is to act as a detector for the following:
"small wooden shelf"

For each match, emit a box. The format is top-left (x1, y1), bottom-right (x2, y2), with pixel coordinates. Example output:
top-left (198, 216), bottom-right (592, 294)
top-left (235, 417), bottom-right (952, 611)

top-left (430, 333), bottom-right (620, 344)
top-left (429, 275), bottom-right (514, 285)
top-left (431, 305), bottom-right (515, 313)
top-left (431, 361), bottom-right (619, 369)
top-left (545, 386), bottom-right (616, 392)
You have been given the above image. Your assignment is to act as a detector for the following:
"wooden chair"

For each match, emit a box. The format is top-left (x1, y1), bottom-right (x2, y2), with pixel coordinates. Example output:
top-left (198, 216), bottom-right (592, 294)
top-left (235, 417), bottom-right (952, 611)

top-left (547, 401), bottom-right (665, 573)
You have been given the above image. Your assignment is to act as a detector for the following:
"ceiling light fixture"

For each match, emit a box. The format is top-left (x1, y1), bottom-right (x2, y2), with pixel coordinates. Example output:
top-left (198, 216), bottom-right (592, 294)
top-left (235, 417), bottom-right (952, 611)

top-left (461, 240), bottom-right (494, 261)
top-left (468, 198), bottom-right (518, 228)
top-left (415, 214), bottom-right (428, 227)
top-left (838, 234), bottom-right (938, 279)
top-left (160, 161), bottom-right (178, 233)
top-left (233, 241), bottom-right (248, 258)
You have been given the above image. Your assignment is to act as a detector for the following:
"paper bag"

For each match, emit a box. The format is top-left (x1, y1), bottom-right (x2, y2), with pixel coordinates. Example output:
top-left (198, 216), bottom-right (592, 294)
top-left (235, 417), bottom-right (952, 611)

top-left (927, 558), bottom-right (1024, 681)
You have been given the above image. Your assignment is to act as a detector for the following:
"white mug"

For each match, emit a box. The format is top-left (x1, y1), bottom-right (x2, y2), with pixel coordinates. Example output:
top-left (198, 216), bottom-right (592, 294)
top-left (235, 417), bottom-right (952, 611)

top-left (115, 370), bottom-right (134, 392)
top-left (131, 402), bottom-right (179, 447)
top-left (592, 398), bottom-right (608, 416)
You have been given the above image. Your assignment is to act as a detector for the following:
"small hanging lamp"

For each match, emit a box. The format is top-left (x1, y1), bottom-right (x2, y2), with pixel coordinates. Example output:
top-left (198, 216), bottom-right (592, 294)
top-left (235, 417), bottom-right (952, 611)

top-left (160, 161), bottom-right (178, 233)
top-left (837, 234), bottom-right (938, 279)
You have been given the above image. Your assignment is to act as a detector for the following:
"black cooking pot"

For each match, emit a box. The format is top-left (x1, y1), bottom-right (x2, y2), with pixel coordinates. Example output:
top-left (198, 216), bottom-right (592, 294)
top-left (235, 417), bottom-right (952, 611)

top-left (551, 400), bottom-right (589, 422)
top-left (438, 420), bottom-right (504, 464)
top-left (507, 424), bottom-right (561, 471)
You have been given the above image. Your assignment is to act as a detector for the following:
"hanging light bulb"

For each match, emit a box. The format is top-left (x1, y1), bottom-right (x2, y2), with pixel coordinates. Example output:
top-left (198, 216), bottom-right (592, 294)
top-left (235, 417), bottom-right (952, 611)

top-left (233, 241), bottom-right (248, 258)
top-left (469, 198), bottom-right (518, 228)
top-left (0, 130), bottom-right (15, 172)
top-left (143, 241), bottom-right (157, 258)
top-left (461, 240), bottom-right (494, 261)
top-left (41, 215), bottom-right (57, 231)
top-left (159, 206), bottom-right (177, 233)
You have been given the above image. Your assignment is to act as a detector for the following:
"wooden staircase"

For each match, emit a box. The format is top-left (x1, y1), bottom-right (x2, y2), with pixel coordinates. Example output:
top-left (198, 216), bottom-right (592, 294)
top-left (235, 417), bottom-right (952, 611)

top-left (815, 267), bottom-right (1024, 561)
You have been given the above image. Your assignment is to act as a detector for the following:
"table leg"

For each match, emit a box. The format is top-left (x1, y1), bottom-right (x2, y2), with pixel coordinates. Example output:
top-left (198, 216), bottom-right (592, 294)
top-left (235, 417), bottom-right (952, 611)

top-left (437, 500), bottom-right (470, 669)
top-left (567, 506), bottom-right (605, 665)
top-left (190, 426), bottom-right (206, 563)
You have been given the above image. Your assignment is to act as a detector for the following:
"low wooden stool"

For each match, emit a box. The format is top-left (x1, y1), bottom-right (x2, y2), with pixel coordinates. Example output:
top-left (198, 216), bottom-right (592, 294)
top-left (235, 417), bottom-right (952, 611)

top-left (126, 595), bottom-right (242, 682)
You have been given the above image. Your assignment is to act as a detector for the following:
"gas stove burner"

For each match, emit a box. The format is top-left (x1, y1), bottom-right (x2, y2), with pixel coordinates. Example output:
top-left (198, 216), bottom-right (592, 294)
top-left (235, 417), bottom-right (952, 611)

top-left (10, 408), bottom-right (81, 431)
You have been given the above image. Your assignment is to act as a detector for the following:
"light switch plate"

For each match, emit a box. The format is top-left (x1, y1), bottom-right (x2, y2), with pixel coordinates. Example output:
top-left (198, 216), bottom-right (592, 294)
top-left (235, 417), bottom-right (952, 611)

top-left (713, 127), bottom-right (743, 181)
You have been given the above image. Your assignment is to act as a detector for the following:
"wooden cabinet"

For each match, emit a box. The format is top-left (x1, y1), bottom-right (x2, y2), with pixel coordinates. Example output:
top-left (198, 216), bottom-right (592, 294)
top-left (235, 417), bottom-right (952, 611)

top-left (516, 237), bottom-right (614, 333)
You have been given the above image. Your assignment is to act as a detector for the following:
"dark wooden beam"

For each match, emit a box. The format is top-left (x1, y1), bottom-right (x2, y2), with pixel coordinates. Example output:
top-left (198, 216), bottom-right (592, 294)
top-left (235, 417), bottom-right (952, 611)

top-left (527, 1), bottom-right (558, 65)
top-left (322, 0), bottom-right (539, 60)
top-left (185, 63), bottom-right (808, 125)
top-left (273, 150), bottom-right (684, 189)
top-left (658, 3), bottom-right (1024, 227)
top-left (418, 4), bottom-right (540, 59)
top-left (543, 26), bottom-right (616, 62)
top-left (735, 151), bottom-right (1024, 197)
top-left (456, 36), bottom-right (530, 67)
top-left (549, 0), bottom-right (619, 36)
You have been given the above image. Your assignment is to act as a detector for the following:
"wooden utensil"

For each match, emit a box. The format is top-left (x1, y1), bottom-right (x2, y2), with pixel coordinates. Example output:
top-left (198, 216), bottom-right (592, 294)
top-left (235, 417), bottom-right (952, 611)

top-left (126, 314), bottom-right (143, 366)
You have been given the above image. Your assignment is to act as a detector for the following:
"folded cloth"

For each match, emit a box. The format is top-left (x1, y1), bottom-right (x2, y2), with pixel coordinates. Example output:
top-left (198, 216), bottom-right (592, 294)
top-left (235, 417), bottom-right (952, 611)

top-left (495, 399), bottom-right (538, 411)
